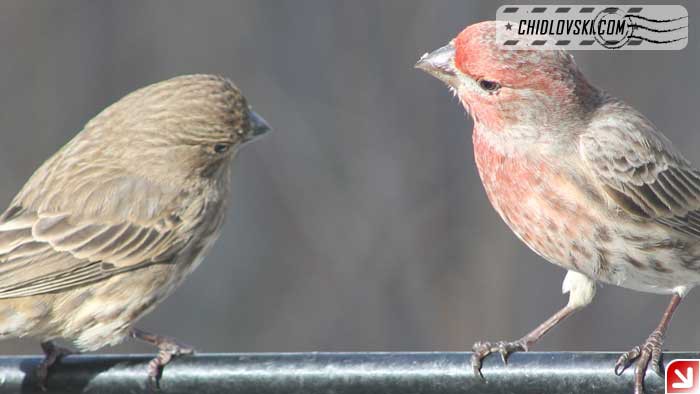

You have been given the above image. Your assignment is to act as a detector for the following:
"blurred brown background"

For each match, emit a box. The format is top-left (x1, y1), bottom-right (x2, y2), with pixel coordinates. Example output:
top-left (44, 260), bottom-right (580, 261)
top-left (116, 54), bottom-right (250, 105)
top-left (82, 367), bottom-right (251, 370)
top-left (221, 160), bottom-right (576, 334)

top-left (0, 0), bottom-right (698, 356)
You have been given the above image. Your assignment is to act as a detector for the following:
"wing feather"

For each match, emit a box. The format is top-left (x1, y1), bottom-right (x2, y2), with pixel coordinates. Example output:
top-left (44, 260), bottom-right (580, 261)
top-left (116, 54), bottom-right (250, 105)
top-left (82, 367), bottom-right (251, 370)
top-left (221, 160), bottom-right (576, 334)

top-left (0, 207), bottom-right (185, 299)
top-left (581, 100), bottom-right (700, 237)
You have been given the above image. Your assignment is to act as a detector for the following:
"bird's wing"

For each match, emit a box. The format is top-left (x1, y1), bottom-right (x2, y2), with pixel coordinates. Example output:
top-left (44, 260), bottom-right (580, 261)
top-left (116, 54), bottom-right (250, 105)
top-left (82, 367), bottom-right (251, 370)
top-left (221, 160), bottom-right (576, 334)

top-left (580, 102), bottom-right (700, 237)
top-left (0, 206), bottom-right (186, 299)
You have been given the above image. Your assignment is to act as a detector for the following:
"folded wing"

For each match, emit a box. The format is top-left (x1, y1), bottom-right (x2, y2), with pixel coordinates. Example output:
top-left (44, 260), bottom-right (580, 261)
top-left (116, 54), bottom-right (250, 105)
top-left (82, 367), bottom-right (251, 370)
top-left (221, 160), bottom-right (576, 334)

top-left (581, 102), bottom-right (700, 238)
top-left (0, 207), bottom-right (185, 298)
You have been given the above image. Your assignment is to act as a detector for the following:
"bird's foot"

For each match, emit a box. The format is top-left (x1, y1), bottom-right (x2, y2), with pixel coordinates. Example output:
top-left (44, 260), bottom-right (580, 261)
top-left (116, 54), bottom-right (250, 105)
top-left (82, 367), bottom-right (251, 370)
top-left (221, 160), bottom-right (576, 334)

top-left (614, 330), bottom-right (664, 394)
top-left (36, 341), bottom-right (76, 390)
top-left (471, 339), bottom-right (528, 380)
top-left (131, 328), bottom-right (195, 390)
top-left (145, 343), bottom-right (194, 390)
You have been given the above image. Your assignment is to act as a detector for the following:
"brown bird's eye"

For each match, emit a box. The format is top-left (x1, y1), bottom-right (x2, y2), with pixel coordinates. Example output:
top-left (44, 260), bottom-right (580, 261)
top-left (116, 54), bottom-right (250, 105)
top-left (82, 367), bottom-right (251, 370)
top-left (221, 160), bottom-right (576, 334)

top-left (478, 79), bottom-right (501, 92)
top-left (213, 143), bottom-right (230, 154)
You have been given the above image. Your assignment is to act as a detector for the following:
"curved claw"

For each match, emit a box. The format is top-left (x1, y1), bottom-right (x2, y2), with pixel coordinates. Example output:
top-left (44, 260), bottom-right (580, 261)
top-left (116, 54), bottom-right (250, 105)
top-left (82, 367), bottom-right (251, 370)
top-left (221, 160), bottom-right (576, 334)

top-left (131, 328), bottom-right (195, 390)
top-left (471, 341), bottom-right (488, 380)
top-left (471, 339), bottom-right (527, 380)
top-left (471, 356), bottom-right (485, 380)
top-left (499, 345), bottom-right (510, 365)
top-left (614, 345), bottom-right (640, 376)
top-left (615, 330), bottom-right (665, 394)
top-left (36, 341), bottom-right (77, 390)
top-left (614, 362), bottom-right (627, 377)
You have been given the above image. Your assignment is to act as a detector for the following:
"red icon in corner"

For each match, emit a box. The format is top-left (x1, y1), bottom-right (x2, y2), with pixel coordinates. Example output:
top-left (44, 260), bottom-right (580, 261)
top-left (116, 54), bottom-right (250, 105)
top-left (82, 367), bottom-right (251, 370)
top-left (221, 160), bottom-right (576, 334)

top-left (666, 359), bottom-right (700, 393)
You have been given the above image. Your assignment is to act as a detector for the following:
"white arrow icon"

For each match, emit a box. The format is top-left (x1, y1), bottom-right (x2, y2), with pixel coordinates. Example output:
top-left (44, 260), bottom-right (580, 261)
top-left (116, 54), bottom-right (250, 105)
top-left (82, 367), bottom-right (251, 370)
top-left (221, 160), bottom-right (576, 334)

top-left (673, 367), bottom-right (694, 389)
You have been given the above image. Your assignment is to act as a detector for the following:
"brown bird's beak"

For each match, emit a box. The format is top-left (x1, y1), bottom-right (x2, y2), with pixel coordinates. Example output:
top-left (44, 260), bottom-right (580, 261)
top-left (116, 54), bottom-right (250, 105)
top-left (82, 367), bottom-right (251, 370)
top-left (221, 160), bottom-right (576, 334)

top-left (247, 111), bottom-right (271, 143)
top-left (415, 42), bottom-right (458, 87)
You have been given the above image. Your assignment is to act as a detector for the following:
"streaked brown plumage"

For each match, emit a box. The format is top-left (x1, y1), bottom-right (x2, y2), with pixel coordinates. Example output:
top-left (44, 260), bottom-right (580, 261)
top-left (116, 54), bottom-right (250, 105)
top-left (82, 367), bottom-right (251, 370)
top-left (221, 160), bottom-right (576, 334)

top-left (0, 74), bottom-right (270, 387)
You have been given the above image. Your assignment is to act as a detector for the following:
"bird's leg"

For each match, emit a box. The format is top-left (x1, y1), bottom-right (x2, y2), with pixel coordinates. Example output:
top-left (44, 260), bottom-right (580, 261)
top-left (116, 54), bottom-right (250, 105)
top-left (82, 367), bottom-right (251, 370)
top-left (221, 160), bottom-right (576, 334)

top-left (472, 270), bottom-right (596, 379)
top-left (131, 327), bottom-right (195, 389)
top-left (36, 340), bottom-right (76, 390)
top-left (471, 304), bottom-right (578, 378)
top-left (614, 293), bottom-right (682, 394)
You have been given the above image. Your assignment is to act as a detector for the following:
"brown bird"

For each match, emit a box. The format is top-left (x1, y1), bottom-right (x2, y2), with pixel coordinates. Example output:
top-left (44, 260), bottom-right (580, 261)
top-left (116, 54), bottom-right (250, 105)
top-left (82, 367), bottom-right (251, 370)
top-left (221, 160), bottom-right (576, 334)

top-left (0, 74), bottom-right (269, 387)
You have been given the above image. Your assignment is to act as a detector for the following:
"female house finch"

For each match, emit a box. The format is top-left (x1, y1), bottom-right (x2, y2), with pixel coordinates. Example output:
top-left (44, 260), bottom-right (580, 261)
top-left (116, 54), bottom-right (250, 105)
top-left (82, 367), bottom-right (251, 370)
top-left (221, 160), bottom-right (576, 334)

top-left (418, 21), bottom-right (695, 394)
top-left (0, 74), bottom-right (269, 387)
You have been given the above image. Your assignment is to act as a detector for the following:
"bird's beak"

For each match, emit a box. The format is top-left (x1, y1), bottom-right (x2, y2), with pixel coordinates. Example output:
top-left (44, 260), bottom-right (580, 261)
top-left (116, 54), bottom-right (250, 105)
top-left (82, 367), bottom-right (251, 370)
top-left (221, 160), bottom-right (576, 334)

top-left (247, 111), bottom-right (271, 142)
top-left (415, 42), bottom-right (458, 87)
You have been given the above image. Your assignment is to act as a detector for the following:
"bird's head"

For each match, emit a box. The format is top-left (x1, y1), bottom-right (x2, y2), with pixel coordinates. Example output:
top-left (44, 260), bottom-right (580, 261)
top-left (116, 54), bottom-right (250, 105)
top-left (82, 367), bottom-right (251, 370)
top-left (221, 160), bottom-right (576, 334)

top-left (79, 74), bottom-right (270, 183)
top-left (417, 21), bottom-right (598, 136)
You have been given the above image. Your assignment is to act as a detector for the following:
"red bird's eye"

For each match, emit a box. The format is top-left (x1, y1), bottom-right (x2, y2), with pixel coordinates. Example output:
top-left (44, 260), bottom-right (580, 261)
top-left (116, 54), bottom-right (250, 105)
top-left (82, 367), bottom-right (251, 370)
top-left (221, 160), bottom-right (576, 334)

top-left (478, 79), bottom-right (501, 92)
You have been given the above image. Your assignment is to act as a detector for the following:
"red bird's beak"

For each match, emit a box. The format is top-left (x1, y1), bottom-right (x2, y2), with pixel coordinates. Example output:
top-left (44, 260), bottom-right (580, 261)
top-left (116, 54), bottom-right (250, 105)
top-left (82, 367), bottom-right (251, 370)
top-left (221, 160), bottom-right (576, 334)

top-left (415, 42), bottom-right (458, 87)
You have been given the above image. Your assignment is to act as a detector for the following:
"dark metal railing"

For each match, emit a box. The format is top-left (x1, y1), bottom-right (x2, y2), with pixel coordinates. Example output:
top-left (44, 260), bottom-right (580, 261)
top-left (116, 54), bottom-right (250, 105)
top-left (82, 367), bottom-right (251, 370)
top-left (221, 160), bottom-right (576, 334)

top-left (4, 352), bottom-right (690, 393)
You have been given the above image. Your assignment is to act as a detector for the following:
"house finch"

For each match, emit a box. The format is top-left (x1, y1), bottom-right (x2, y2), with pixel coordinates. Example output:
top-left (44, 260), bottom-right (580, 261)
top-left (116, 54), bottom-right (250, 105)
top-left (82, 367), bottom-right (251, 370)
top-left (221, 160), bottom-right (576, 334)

top-left (0, 74), bottom-right (269, 388)
top-left (417, 21), bottom-right (695, 394)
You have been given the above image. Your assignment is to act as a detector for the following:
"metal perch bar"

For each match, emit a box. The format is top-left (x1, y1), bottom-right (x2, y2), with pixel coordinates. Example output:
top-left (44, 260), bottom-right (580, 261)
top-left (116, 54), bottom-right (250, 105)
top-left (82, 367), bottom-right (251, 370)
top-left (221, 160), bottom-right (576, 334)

top-left (0, 352), bottom-right (691, 393)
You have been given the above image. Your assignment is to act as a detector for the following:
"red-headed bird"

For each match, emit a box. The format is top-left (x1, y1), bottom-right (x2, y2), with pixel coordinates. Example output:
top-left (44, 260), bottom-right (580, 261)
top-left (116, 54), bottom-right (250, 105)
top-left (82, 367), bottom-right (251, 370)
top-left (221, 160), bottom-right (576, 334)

top-left (418, 21), bottom-right (695, 394)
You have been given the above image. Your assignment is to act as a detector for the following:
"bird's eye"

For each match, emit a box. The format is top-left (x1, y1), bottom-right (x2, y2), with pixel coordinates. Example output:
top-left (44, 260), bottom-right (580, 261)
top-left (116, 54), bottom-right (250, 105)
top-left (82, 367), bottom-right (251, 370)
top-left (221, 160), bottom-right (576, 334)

top-left (478, 79), bottom-right (501, 92)
top-left (213, 143), bottom-right (230, 154)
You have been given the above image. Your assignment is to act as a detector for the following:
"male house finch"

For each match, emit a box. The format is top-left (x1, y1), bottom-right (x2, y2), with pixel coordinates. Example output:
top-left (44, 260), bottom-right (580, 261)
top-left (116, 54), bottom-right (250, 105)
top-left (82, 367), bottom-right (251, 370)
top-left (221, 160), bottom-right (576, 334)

top-left (0, 74), bottom-right (269, 387)
top-left (418, 21), bottom-right (695, 394)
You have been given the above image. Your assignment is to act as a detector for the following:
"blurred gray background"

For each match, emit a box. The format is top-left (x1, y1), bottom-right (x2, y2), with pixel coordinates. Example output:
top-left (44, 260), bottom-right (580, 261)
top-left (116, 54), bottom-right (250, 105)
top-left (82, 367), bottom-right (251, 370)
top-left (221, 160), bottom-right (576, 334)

top-left (0, 0), bottom-right (698, 357)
